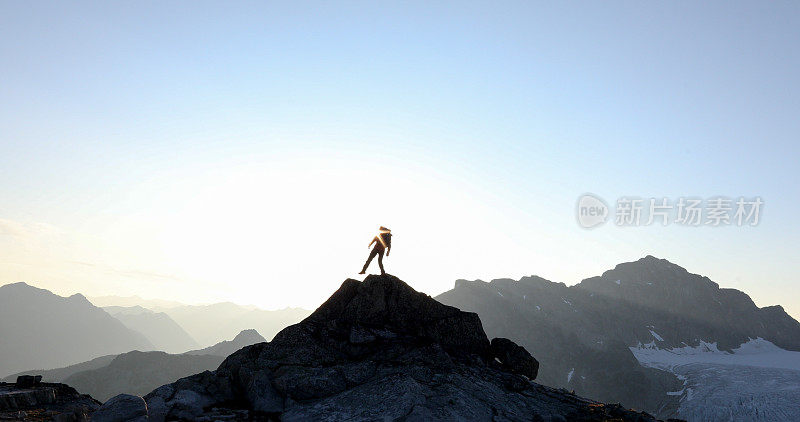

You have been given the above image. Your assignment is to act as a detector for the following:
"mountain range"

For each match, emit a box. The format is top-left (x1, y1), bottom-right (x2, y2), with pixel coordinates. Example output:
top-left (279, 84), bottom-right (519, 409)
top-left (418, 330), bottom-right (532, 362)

top-left (4, 329), bottom-right (268, 402)
top-left (0, 282), bottom-right (154, 378)
top-left (435, 255), bottom-right (800, 421)
top-left (102, 305), bottom-right (199, 353)
top-left (62, 351), bottom-right (225, 402)
top-left (1, 282), bottom-right (307, 380)
top-left (87, 295), bottom-right (188, 309)
top-left (149, 302), bottom-right (311, 347)
top-left (90, 295), bottom-right (311, 347)
top-left (3, 257), bottom-right (798, 421)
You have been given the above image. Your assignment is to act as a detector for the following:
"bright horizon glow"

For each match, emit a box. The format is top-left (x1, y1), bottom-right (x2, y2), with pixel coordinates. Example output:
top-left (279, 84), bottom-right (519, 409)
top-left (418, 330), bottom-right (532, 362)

top-left (1, 2), bottom-right (798, 318)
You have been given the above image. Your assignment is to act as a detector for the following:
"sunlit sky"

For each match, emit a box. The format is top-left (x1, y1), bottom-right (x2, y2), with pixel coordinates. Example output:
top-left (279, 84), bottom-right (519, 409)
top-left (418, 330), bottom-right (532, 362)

top-left (1, 2), bottom-right (798, 318)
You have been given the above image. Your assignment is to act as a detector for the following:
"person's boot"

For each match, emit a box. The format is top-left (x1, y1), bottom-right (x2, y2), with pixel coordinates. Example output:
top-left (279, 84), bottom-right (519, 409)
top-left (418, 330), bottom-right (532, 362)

top-left (358, 269), bottom-right (366, 274)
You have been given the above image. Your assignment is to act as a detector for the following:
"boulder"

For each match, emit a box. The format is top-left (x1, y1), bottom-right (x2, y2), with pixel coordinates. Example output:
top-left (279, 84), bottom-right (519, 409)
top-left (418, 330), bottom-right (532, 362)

top-left (91, 394), bottom-right (147, 422)
top-left (15, 375), bottom-right (42, 388)
top-left (491, 337), bottom-right (539, 379)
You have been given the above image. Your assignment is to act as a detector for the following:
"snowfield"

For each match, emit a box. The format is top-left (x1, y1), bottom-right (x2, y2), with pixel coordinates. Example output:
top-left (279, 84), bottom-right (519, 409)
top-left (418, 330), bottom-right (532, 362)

top-left (631, 338), bottom-right (800, 421)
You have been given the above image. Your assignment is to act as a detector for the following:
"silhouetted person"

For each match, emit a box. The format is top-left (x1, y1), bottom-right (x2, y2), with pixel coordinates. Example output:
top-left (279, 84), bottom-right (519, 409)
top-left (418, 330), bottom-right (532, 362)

top-left (360, 226), bottom-right (392, 275)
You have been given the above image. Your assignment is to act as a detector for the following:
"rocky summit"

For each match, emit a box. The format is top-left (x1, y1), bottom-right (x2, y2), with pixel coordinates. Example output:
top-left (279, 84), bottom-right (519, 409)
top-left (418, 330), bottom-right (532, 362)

top-left (97, 274), bottom-right (666, 421)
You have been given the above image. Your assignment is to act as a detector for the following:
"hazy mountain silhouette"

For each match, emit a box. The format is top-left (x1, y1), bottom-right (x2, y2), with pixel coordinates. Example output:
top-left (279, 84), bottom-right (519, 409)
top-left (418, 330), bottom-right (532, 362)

top-left (0, 282), bottom-right (154, 378)
top-left (152, 302), bottom-right (311, 347)
top-left (184, 328), bottom-right (266, 357)
top-left (63, 351), bottom-right (224, 402)
top-left (5, 329), bottom-right (267, 404)
top-left (88, 295), bottom-right (187, 309)
top-left (103, 306), bottom-right (199, 353)
top-left (90, 294), bottom-right (311, 348)
top-left (436, 256), bottom-right (800, 420)
top-left (92, 274), bottom-right (661, 421)
top-left (2, 354), bottom-right (117, 384)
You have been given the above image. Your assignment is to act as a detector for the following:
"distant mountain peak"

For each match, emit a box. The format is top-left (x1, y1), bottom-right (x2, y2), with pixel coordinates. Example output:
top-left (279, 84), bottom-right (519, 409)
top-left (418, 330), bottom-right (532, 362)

top-left (68, 293), bottom-right (91, 304)
top-left (518, 275), bottom-right (567, 288)
top-left (1, 281), bottom-right (31, 288)
top-left (626, 255), bottom-right (687, 271)
top-left (1, 281), bottom-right (44, 293)
top-left (232, 329), bottom-right (266, 344)
top-left (103, 305), bottom-right (154, 315)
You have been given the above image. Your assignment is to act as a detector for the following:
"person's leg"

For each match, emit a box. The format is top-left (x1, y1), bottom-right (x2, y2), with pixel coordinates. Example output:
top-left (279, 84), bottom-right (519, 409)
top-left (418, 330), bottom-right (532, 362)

top-left (377, 249), bottom-right (385, 275)
top-left (360, 248), bottom-right (378, 274)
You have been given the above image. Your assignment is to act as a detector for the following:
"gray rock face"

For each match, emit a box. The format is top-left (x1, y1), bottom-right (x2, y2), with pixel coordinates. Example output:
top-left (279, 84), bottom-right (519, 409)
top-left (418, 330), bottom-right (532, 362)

top-left (141, 274), bottom-right (663, 421)
top-left (92, 394), bottom-right (147, 422)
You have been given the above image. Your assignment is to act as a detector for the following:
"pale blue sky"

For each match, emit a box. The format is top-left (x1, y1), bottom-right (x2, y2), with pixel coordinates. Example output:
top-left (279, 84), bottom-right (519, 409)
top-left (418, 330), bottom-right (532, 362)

top-left (1, 2), bottom-right (798, 317)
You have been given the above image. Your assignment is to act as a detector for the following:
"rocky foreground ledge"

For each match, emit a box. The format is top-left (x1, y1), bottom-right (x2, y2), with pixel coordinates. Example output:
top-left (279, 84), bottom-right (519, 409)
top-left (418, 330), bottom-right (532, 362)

top-left (0, 375), bottom-right (99, 421)
top-left (87, 274), bottom-right (674, 421)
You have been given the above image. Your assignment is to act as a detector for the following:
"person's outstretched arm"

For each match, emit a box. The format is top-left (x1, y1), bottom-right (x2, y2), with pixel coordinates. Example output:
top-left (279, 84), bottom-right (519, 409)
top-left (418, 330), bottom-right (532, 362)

top-left (368, 237), bottom-right (376, 248)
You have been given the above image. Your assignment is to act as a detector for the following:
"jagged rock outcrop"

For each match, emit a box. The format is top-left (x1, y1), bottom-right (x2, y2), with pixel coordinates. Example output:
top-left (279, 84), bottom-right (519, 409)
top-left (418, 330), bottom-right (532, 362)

top-left (116, 274), bottom-right (663, 421)
top-left (0, 377), bottom-right (100, 421)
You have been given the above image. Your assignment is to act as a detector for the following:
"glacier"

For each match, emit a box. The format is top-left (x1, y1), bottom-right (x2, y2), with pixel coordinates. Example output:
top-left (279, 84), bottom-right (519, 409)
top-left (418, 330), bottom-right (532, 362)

top-left (630, 338), bottom-right (800, 421)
